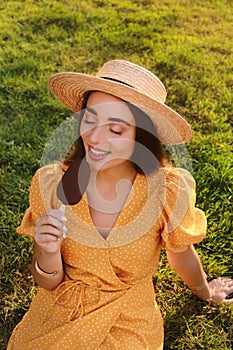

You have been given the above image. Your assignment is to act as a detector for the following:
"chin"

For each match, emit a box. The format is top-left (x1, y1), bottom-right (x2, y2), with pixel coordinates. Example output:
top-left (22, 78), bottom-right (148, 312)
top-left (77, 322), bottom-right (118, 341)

top-left (87, 158), bottom-right (129, 173)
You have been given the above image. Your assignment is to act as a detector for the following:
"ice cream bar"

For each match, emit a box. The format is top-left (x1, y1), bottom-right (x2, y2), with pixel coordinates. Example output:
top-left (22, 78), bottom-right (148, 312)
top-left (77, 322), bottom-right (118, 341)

top-left (57, 158), bottom-right (90, 205)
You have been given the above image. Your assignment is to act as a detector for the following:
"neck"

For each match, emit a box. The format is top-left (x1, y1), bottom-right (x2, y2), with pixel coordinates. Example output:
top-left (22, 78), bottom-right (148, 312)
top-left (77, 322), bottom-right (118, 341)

top-left (86, 161), bottom-right (137, 211)
top-left (92, 161), bottom-right (136, 185)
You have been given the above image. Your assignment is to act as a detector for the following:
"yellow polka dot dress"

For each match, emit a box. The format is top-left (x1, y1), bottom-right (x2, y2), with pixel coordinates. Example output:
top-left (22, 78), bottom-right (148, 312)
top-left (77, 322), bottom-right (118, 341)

top-left (7, 162), bottom-right (207, 350)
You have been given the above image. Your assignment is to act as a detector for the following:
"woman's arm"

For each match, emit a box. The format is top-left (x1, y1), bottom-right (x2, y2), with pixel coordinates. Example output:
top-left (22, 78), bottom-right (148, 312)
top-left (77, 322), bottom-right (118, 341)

top-left (167, 245), bottom-right (233, 303)
top-left (167, 245), bottom-right (211, 301)
top-left (31, 208), bottom-right (67, 290)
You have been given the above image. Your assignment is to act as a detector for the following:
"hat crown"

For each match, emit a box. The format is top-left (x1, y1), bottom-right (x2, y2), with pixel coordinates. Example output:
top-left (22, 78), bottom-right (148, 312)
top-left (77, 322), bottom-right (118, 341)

top-left (96, 60), bottom-right (167, 104)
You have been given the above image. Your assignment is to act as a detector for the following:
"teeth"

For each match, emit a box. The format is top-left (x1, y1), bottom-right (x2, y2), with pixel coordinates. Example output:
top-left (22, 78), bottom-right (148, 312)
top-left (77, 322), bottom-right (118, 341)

top-left (90, 148), bottom-right (110, 156)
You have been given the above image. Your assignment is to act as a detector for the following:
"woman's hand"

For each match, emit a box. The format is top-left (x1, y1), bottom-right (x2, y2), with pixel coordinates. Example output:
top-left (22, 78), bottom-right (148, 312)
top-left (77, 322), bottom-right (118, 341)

top-left (208, 277), bottom-right (233, 304)
top-left (34, 209), bottom-right (67, 255)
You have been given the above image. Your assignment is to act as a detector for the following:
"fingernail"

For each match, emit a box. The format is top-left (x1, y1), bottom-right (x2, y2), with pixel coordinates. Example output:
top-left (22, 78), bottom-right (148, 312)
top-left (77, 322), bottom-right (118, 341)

top-left (62, 225), bottom-right (67, 239)
top-left (59, 204), bottom-right (66, 213)
top-left (61, 215), bottom-right (67, 222)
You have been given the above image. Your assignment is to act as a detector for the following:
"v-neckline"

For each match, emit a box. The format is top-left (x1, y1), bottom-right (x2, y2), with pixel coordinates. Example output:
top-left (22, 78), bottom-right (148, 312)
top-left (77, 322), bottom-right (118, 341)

top-left (82, 172), bottom-right (140, 242)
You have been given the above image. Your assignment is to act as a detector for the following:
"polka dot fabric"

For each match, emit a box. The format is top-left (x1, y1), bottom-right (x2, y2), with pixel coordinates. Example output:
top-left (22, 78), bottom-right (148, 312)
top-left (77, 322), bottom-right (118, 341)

top-left (7, 163), bottom-right (207, 350)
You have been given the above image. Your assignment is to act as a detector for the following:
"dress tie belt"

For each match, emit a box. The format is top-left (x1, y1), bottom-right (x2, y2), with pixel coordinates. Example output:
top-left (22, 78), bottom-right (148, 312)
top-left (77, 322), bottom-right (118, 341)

top-left (43, 277), bottom-right (148, 323)
top-left (53, 279), bottom-right (103, 321)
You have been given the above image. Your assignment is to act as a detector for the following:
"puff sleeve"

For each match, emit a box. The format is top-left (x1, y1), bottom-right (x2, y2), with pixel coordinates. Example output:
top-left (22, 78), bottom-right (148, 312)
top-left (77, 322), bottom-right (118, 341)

top-left (16, 163), bottom-right (62, 237)
top-left (160, 168), bottom-right (207, 253)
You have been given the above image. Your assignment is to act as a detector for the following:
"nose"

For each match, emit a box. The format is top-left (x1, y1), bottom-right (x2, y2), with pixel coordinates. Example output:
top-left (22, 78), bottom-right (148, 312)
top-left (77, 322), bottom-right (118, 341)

top-left (88, 124), bottom-right (106, 145)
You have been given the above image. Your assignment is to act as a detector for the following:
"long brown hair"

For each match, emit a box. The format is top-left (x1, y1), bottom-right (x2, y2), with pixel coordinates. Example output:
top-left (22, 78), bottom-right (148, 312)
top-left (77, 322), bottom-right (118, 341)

top-left (63, 92), bottom-right (168, 174)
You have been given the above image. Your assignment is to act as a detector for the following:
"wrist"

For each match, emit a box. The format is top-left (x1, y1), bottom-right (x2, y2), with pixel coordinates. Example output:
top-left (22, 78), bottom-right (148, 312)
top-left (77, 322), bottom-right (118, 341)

top-left (34, 249), bottom-right (63, 277)
top-left (39, 247), bottom-right (61, 258)
top-left (34, 258), bottom-right (58, 278)
top-left (191, 281), bottom-right (207, 292)
top-left (190, 279), bottom-right (212, 302)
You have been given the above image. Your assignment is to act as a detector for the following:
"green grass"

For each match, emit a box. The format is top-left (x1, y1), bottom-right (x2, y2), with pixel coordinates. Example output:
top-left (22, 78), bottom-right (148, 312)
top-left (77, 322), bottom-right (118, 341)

top-left (0, 0), bottom-right (232, 348)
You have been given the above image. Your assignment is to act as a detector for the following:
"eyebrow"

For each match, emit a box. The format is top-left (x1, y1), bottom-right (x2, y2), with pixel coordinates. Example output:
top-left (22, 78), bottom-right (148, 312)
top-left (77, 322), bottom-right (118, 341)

top-left (86, 107), bottom-right (97, 115)
top-left (108, 117), bottom-right (131, 126)
top-left (86, 107), bottom-right (131, 126)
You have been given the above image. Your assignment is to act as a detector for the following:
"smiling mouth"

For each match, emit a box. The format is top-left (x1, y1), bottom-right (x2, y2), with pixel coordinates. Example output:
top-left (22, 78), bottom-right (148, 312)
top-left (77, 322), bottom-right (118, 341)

top-left (88, 146), bottom-right (111, 158)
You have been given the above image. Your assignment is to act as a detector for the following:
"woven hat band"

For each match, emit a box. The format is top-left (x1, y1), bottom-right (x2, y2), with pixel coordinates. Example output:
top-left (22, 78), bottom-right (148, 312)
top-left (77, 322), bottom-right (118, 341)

top-left (96, 60), bottom-right (167, 103)
top-left (101, 77), bottom-right (134, 88)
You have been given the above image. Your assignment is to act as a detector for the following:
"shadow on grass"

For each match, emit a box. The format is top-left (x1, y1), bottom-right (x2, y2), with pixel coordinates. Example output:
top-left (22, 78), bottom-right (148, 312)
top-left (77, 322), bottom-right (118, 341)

top-left (0, 307), bottom-right (28, 349)
top-left (163, 296), bottom-right (232, 350)
top-left (0, 264), bottom-right (35, 350)
top-left (163, 298), bottom-right (205, 349)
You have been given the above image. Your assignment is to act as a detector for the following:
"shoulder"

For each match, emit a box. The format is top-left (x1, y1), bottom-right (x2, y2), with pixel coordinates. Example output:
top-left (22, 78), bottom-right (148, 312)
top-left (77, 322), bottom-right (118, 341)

top-left (162, 167), bottom-right (196, 191)
top-left (29, 161), bottom-right (65, 210)
top-left (35, 161), bottom-right (65, 176)
top-left (147, 167), bottom-right (197, 216)
top-left (148, 166), bottom-right (196, 192)
top-left (31, 161), bottom-right (64, 186)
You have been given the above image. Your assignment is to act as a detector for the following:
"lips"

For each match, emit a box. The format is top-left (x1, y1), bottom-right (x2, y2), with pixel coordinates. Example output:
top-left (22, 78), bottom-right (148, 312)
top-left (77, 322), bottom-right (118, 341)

top-left (88, 145), bottom-right (111, 160)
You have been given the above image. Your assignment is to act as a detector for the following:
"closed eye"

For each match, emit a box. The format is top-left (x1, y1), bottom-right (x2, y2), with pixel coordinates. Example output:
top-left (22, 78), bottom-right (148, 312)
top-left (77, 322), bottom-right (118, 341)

top-left (110, 128), bottom-right (122, 135)
top-left (108, 123), bottom-right (123, 135)
top-left (84, 119), bottom-right (96, 125)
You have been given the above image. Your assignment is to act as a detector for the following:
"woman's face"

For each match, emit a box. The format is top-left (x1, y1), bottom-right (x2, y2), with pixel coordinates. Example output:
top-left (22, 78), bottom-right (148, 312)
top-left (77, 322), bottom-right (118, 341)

top-left (80, 92), bottom-right (136, 172)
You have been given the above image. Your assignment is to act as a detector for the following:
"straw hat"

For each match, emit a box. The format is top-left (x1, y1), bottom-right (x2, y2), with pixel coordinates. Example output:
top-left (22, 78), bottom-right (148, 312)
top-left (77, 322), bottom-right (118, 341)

top-left (48, 60), bottom-right (192, 144)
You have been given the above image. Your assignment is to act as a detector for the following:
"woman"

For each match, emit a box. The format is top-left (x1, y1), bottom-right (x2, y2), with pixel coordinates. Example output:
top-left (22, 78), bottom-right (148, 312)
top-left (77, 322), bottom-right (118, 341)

top-left (7, 60), bottom-right (233, 350)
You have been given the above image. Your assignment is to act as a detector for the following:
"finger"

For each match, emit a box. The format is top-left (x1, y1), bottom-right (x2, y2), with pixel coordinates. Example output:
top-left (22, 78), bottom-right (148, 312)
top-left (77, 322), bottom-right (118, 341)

top-left (221, 279), bottom-right (233, 291)
top-left (46, 215), bottom-right (66, 231)
top-left (220, 278), bottom-right (233, 285)
top-left (47, 208), bottom-right (67, 222)
top-left (36, 214), bottom-right (64, 227)
top-left (36, 210), bottom-right (67, 227)
top-left (35, 223), bottom-right (65, 235)
top-left (35, 226), bottom-right (67, 243)
top-left (209, 278), bottom-right (233, 289)
top-left (35, 233), bottom-right (60, 243)
top-left (36, 215), bottom-right (67, 233)
top-left (226, 285), bottom-right (233, 294)
top-left (220, 277), bottom-right (233, 283)
top-left (222, 298), bottom-right (233, 304)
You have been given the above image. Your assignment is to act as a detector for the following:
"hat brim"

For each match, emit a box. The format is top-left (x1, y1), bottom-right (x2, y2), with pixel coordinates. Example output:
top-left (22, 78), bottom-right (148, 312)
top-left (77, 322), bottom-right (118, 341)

top-left (48, 72), bottom-right (192, 145)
